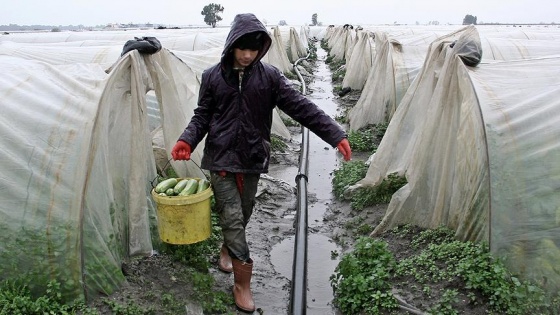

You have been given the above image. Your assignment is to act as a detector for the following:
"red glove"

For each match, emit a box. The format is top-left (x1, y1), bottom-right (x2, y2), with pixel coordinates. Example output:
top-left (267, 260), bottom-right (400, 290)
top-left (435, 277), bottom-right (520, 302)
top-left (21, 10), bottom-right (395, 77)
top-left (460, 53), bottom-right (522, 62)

top-left (336, 138), bottom-right (352, 161)
top-left (171, 140), bottom-right (192, 161)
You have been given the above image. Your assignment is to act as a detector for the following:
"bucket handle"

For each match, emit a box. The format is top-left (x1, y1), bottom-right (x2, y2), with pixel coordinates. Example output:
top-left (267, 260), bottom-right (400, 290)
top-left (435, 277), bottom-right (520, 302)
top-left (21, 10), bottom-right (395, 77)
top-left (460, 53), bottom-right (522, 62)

top-left (150, 158), bottom-right (209, 189)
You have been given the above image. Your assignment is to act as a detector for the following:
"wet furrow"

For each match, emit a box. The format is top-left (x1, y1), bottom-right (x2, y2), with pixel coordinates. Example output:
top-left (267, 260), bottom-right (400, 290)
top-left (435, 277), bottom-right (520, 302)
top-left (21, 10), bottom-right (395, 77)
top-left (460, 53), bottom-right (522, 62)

top-left (270, 42), bottom-right (344, 315)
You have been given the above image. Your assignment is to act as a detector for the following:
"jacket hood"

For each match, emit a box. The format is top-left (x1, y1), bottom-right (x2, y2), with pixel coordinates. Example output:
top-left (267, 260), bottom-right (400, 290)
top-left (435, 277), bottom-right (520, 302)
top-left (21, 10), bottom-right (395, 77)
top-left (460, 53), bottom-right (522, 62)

top-left (221, 13), bottom-right (272, 67)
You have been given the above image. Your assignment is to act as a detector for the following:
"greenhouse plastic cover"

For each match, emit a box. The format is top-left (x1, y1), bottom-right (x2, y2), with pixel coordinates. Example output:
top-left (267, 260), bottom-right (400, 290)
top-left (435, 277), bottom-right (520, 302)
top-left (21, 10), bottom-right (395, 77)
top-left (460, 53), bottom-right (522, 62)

top-left (0, 25), bottom-right (308, 300)
top-left (349, 25), bottom-right (560, 292)
top-left (343, 25), bottom-right (560, 130)
top-left (342, 29), bottom-right (375, 90)
top-left (0, 48), bottom-right (218, 300)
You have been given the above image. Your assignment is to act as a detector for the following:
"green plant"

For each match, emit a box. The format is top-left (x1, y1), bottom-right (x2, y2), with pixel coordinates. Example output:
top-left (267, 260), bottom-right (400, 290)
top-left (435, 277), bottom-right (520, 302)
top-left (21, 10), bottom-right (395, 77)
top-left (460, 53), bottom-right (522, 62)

top-left (331, 68), bottom-right (346, 83)
top-left (281, 115), bottom-right (300, 127)
top-left (331, 224), bottom-right (559, 314)
top-left (185, 271), bottom-right (234, 313)
top-left (284, 71), bottom-right (298, 80)
top-left (429, 289), bottom-right (459, 315)
top-left (332, 161), bottom-right (407, 209)
top-left (411, 225), bottom-right (455, 249)
top-left (390, 224), bottom-right (414, 238)
top-left (347, 127), bottom-right (377, 153)
top-left (157, 211), bottom-right (236, 313)
top-left (102, 298), bottom-right (149, 315)
top-left (330, 237), bottom-right (398, 314)
top-left (332, 160), bottom-right (368, 199)
top-left (159, 293), bottom-right (185, 314)
top-left (307, 42), bottom-right (317, 60)
top-left (394, 226), bottom-right (555, 314)
top-left (349, 172), bottom-right (407, 210)
top-left (334, 106), bottom-right (350, 124)
top-left (326, 56), bottom-right (345, 71)
top-left (270, 134), bottom-right (288, 152)
top-left (374, 122), bottom-right (389, 140)
top-left (0, 217), bottom-right (126, 303)
top-left (356, 224), bottom-right (374, 235)
top-left (0, 279), bottom-right (96, 315)
top-left (320, 39), bottom-right (330, 51)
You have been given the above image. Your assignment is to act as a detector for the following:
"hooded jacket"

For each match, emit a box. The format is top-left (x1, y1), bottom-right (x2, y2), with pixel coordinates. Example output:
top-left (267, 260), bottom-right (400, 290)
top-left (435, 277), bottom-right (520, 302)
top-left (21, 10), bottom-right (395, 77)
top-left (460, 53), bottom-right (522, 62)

top-left (179, 13), bottom-right (347, 174)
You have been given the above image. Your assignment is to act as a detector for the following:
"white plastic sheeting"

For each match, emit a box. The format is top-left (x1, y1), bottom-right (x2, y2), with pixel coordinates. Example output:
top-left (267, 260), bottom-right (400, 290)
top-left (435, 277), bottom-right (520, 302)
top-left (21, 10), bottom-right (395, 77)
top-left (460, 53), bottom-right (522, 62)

top-left (1, 27), bottom-right (297, 75)
top-left (345, 25), bottom-right (560, 130)
top-left (349, 25), bottom-right (560, 293)
top-left (1, 32), bottom-right (293, 140)
top-left (286, 27), bottom-right (308, 63)
top-left (326, 25), bottom-right (356, 62)
top-left (299, 25), bottom-right (311, 49)
top-left (263, 26), bottom-right (294, 74)
top-left (347, 28), bottom-right (456, 130)
top-left (0, 25), bottom-right (309, 301)
top-left (341, 29), bottom-right (375, 90)
top-left (473, 56), bottom-right (560, 292)
top-left (0, 48), bottom-right (209, 301)
top-left (0, 40), bottom-right (123, 69)
top-left (2, 28), bottom-right (228, 51)
top-left (308, 26), bottom-right (328, 40)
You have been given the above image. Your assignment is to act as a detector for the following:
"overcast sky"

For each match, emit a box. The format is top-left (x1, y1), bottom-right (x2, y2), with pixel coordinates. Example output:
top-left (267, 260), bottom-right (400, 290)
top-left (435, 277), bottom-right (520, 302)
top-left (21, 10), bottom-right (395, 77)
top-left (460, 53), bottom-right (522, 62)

top-left (2, 0), bottom-right (559, 27)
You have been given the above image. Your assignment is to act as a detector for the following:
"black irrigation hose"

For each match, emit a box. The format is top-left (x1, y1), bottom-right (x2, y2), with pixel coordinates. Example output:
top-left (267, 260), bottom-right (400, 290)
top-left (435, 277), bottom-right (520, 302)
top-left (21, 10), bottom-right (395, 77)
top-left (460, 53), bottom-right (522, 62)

top-left (290, 49), bottom-right (311, 315)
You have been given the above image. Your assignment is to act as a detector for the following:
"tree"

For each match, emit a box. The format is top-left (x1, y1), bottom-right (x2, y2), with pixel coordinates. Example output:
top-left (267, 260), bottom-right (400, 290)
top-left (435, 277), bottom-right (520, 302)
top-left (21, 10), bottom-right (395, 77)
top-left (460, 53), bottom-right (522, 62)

top-left (463, 14), bottom-right (477, 25)
top-left (201, 3), bottom-right (224, 28)
top-left (278, 20), bottom-right (287, 26)
top-left (311, 13), bottom-right (318, 26)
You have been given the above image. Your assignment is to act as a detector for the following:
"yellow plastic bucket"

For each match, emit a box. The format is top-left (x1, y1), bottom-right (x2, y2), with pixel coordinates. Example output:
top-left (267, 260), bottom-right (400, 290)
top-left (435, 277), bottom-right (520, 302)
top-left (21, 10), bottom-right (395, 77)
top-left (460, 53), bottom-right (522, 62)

top-left (151, 178), bottom-right (213, 244)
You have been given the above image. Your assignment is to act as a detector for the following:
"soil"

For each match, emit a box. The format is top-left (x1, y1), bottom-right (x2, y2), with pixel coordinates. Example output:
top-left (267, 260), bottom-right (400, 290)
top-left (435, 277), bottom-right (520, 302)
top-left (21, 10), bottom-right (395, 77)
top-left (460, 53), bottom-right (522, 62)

top-left (86, 51), bottom-right (491, 315)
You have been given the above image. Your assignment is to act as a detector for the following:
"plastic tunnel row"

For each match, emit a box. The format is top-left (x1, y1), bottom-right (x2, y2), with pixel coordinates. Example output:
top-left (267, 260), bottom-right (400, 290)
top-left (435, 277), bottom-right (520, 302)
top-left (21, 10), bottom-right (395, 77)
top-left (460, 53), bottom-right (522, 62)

top-left (0, 25), bottom-right (311, 301)
top-left (1, 21), bottom-right (559, 302)
top-left (323, 23), bottom-right (560, 293)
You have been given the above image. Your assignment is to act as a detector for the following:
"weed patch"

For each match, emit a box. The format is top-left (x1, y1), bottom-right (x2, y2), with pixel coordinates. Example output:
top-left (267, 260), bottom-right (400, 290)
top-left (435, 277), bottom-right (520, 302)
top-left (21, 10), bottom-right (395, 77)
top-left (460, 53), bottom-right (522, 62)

top-left (331, 225), bottom-right (560, 314)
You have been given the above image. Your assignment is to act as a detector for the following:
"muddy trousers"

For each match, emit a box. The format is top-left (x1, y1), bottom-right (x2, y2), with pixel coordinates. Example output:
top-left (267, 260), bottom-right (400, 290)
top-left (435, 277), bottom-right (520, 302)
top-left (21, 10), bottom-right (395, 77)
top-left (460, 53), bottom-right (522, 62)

top-left (210, 172), bottom-right (260, 262)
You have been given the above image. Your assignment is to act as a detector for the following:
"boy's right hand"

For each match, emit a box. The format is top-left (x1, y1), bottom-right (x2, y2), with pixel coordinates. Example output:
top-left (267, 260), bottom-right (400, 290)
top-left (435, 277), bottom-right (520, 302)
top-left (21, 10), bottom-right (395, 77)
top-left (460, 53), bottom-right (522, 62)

top-left (336, 138), bottom-right (352, 161)
top-left (171, 140), bottom-right (192, 160)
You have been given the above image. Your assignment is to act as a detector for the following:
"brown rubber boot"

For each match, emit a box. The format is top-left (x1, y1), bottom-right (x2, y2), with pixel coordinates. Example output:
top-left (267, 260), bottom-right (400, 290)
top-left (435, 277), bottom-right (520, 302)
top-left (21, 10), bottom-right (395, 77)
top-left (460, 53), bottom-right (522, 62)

top-left (232, 258), bottom-right (255, 313)
top-left (218, 244), bottom-right (233, 273)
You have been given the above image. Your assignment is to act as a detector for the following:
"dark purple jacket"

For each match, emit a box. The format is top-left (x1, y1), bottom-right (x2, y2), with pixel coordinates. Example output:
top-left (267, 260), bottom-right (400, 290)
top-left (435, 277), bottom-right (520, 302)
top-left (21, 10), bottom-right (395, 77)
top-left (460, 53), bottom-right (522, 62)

top-left (178, 13), bottom-right (347, 174)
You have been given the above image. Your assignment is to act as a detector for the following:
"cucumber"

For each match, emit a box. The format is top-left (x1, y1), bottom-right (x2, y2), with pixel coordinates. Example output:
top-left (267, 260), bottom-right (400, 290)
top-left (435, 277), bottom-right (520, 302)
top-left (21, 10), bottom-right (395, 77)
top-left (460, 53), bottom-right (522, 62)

top-left (173, 179), bottom-right (190, 195)
top-left (196, 178), bottom-right (210, 193)
top-left (165, 188), bottom-right (175, 196)
top-left (155, 178), bottom-right (178, 193)
top-left (178, 179), bottom-right (198, 196)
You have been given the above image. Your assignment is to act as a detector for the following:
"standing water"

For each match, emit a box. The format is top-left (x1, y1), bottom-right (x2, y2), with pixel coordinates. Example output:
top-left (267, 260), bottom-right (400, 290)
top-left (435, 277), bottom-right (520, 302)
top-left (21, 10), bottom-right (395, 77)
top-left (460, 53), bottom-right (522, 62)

top-left (270, 43), bottom-right (344, 315)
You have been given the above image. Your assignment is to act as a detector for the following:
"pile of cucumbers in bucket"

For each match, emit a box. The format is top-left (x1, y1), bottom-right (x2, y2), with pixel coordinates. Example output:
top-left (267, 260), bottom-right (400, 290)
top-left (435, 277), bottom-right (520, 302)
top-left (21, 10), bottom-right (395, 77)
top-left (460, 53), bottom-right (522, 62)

top-left (154, 177), bottom-right (210, 197)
